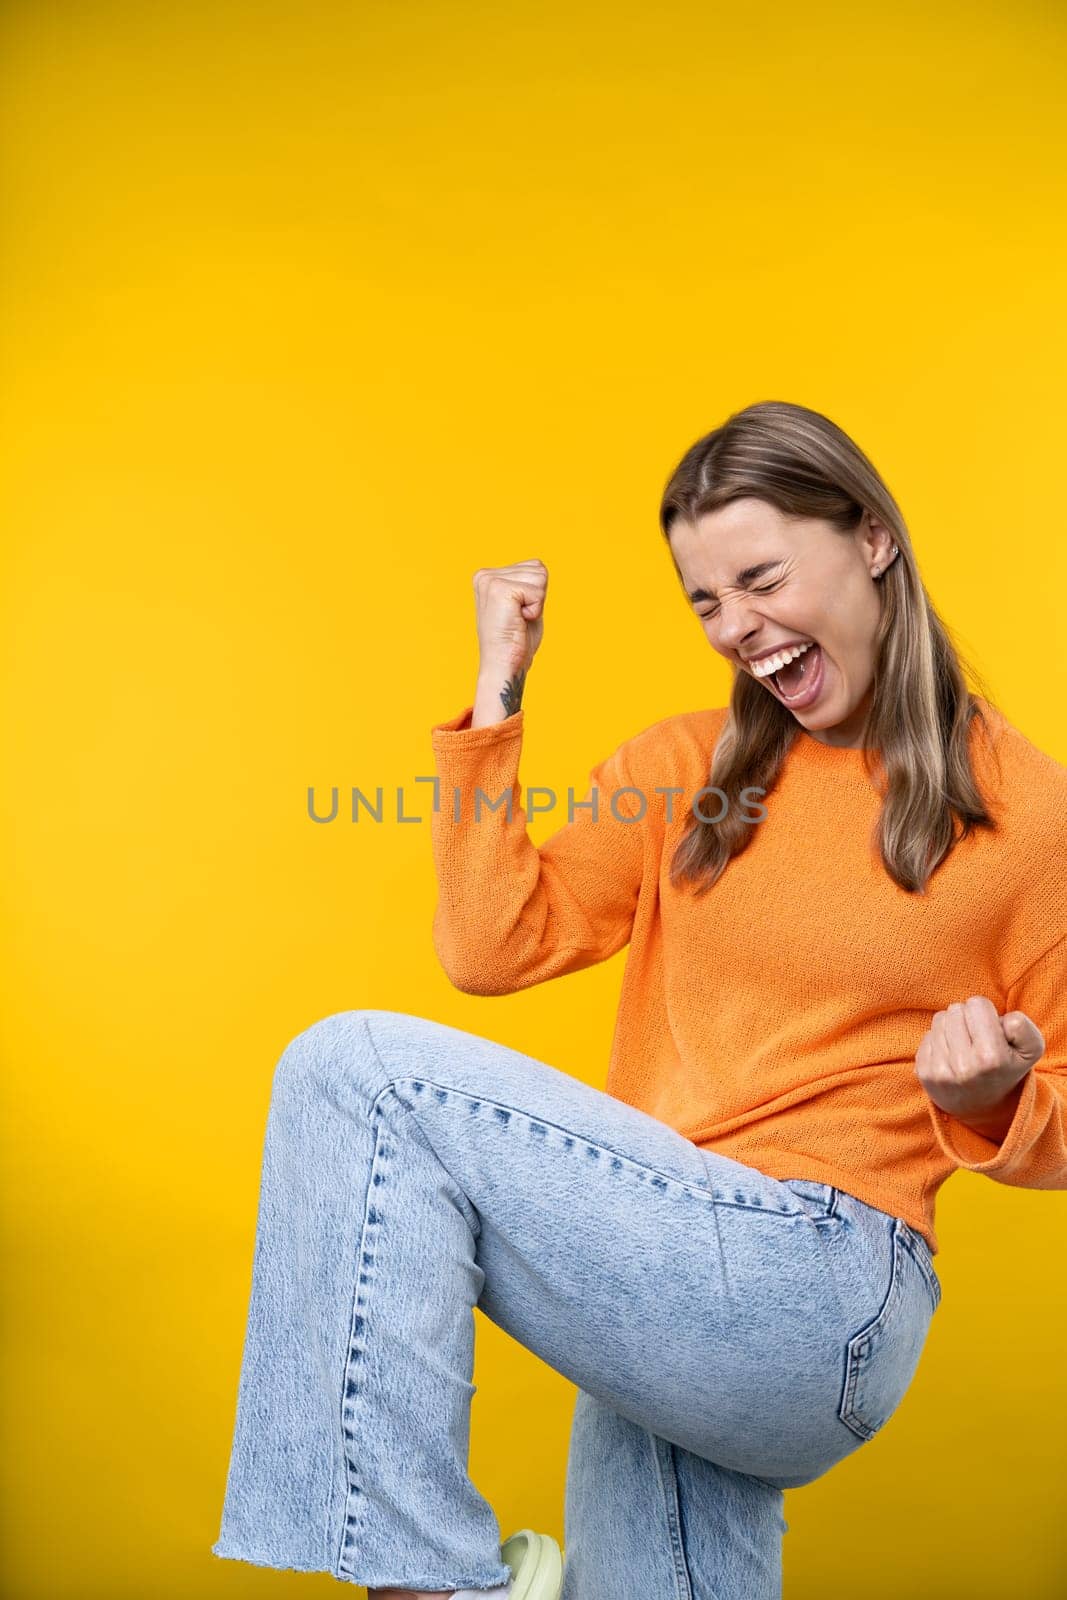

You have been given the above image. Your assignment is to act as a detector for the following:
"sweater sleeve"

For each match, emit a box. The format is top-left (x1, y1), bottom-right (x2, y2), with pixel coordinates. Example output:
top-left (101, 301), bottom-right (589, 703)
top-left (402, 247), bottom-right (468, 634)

top-left (428, 704), bottom-right (647, 995)
top-left (926, 931), bottom-right (1067, 1187)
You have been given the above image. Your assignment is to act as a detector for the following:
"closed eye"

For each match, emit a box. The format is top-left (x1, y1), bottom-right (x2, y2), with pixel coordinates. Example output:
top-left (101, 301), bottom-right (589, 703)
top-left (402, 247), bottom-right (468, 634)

top-left (697, 582), bottom-right (780, 620)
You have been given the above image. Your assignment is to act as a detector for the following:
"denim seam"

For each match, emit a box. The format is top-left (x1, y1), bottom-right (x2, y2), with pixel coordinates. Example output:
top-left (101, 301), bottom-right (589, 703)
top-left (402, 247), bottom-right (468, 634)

top-left (360, 1013), bottom-right (827, 1227)
top-left (380, 1073), bottom-right (718, 1200)
top-left (372, 1069), bottom-right (826, 1225)
top-left (334, 1102), bottom-right (390, 1579)
top-left (329, 1091), bottom-right (506, 1591)
top-left (650, 1435), bottom-right (695, 1600)
top-left (838, 1217), bottom-right (905, 1442)
top-left (897, 1224), bottom-right (942, 1313)
top-left (358, 1007), bottom-right (700, 1204)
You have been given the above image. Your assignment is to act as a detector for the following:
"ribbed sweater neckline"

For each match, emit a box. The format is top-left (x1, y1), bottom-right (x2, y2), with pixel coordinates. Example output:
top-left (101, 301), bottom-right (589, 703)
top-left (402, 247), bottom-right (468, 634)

top-left (789, 728), bottom-right (874, 763)
top-left (782, 727), bottom-right (888, 789)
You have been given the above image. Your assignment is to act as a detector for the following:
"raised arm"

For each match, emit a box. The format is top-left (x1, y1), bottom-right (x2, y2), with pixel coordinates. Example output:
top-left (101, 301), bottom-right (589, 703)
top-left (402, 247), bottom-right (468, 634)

top-left (428, 560), bottom-right (647, 995)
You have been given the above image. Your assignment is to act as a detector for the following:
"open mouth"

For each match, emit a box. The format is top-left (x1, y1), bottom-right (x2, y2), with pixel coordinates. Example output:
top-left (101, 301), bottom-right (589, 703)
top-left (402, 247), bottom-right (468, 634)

top-left (772, 642), bottom-right (818, 698)
top-left (749, 640), bottom-right (823, 704)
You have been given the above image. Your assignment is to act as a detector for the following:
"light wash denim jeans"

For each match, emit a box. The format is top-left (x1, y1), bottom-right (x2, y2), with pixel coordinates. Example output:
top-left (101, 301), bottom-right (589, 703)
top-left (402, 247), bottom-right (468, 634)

top-left (211, 1009), bottom-right (943, 1597)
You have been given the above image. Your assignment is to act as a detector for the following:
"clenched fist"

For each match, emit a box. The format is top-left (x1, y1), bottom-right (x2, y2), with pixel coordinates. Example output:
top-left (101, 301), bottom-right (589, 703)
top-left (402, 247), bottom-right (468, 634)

top-left (469, 559), bottom-right (549, 728)
top-left (472, 559), bottom-right (548, 679)
top-left (914, 996), bottom-right (1045, 1137)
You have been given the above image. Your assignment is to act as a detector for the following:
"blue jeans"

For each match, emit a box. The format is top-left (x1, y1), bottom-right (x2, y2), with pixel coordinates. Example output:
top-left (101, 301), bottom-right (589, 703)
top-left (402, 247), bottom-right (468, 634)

top-left (211, 1009), bottom-right (943, 1597)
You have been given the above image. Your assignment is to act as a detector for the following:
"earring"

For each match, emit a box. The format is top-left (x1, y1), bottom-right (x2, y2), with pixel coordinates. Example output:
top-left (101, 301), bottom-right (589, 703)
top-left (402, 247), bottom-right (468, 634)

top-left (874, 544), bottom-right (899, 579)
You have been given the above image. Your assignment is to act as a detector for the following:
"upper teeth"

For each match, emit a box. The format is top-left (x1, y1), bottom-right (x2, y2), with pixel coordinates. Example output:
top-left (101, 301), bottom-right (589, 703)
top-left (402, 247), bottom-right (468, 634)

top-left (750, 640), bottom-right (815, 678)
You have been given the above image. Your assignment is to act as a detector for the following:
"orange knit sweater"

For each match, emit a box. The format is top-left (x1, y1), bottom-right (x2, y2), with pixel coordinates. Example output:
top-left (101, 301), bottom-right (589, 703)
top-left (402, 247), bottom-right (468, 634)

top-left (428, 697), bottom-right (1067, 1255)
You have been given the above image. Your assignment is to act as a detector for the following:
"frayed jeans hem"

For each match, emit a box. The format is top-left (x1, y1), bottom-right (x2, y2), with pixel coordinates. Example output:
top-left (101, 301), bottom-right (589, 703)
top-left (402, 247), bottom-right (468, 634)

top-left (210, 1539), bottom-right (512, 1590)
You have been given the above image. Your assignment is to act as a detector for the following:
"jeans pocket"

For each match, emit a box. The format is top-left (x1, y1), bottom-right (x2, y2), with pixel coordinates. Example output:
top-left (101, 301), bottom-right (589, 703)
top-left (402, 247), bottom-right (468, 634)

top-left (838, 1219), bottom-right (935, 1443)
top-left (779, 1176), bottom-right (841, 1223)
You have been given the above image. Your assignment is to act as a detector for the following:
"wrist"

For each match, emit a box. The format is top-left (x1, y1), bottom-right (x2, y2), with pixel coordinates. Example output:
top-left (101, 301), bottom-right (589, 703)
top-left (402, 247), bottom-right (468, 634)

top-left (954, 1077), bottom-right (1027, 1144)
top-left (477, 655), bottom-right (527, 687)
top-left (472, 661), bottom-right (528, 728)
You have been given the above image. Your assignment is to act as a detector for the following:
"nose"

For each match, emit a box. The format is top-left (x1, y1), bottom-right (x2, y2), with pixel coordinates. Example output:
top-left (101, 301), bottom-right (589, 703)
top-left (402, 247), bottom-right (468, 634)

top-left (713, 594), bottom-right (765, 655)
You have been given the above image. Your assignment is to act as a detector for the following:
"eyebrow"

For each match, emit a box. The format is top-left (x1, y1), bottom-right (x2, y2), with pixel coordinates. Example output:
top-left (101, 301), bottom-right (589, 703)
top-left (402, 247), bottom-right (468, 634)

top-left (685, 560), bottom-right (785, 605)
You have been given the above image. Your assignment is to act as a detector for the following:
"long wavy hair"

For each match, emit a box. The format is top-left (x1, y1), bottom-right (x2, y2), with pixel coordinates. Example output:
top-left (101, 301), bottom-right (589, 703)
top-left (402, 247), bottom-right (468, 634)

top-left (661, 400), bottom-right (1003, 897)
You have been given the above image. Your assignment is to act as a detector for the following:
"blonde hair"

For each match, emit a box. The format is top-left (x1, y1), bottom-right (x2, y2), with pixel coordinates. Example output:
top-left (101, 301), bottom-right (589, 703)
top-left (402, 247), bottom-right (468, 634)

top-left (660, 400), bottom-right (1002, 896)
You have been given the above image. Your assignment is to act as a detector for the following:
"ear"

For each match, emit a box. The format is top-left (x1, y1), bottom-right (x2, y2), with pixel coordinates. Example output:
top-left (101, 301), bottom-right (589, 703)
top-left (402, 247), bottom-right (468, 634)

top-left (861, 509), bottom-right (896, 573)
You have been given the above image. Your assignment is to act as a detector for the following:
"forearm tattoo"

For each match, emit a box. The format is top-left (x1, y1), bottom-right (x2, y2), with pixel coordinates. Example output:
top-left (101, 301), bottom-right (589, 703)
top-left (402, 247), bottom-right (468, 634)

top-left (499, 669), bottom-right (526, 716)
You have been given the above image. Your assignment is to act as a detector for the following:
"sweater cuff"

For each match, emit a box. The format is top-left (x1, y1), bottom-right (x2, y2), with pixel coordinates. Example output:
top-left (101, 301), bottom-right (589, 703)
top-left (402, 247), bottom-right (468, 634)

top-left (430, 705), bottom-right (525, 748)
top-left (926, 1066), bottom-right (1039, 1174)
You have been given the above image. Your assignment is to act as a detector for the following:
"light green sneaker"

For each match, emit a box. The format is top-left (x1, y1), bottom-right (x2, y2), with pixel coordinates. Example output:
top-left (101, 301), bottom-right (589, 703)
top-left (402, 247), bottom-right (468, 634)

top-left (500, 1528), bottom-right (564, 1600)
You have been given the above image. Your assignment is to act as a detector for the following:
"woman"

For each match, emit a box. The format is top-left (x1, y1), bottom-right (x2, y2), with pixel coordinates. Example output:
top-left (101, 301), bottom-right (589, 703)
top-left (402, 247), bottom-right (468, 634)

top-left (211, 401), bottom-right (1066, 1600)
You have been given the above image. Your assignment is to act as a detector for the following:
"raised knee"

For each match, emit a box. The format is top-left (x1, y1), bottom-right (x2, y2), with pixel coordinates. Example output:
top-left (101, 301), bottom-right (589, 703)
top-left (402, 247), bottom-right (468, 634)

top-left (271, 1009), bottom-right (434, 1098)
top-left (269, 1009), bottom-right (388, 1102)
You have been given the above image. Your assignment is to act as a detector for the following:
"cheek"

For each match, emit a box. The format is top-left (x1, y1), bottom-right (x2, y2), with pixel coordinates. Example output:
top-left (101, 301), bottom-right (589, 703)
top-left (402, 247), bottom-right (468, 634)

top-left (806, 598), bottom-right (863, 648)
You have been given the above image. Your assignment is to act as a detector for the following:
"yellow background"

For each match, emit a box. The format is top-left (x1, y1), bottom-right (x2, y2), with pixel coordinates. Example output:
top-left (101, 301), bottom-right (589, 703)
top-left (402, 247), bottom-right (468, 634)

top-left (3, 1), bottom-right (1065, 1595)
